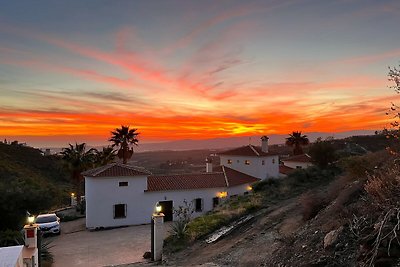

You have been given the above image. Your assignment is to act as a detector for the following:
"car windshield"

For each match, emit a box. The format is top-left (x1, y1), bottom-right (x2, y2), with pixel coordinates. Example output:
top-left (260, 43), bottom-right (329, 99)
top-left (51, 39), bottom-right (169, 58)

top-left (35, 215), bottom-right (57, 223)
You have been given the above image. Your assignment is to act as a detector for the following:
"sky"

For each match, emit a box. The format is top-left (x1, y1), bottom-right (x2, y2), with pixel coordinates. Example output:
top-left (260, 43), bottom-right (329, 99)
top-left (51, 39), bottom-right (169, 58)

top-left (1, 0), bottom-right (400, 147)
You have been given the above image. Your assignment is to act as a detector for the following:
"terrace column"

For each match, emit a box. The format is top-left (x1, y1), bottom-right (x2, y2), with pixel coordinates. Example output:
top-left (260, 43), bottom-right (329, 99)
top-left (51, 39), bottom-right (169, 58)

top-left (151, 213), bottom-right (165, 261)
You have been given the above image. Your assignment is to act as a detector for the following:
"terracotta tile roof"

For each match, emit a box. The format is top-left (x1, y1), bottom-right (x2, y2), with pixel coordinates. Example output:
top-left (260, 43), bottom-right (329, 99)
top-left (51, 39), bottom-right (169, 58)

top-left (223, 166), bottom-right (260, 187)
top-left (82, 163), bottom-right (151, 177)
top-left (146, 166), bottom-right (260, 192)
top-left (147, 173), bottom-right (226, 192)
top-left (219, 145), bottom-right (278, 157)
top-left (282, 154), bottom-right (312, 163)
top-left (279, 165), bottom-right (295, 175)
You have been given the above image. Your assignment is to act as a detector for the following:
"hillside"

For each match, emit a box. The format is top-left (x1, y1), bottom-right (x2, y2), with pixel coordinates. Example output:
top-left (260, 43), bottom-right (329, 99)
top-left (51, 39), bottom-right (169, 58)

top-left (160, 148), bottom-right (400, 267)
top-left (0, 142), bottom-right (71, 234)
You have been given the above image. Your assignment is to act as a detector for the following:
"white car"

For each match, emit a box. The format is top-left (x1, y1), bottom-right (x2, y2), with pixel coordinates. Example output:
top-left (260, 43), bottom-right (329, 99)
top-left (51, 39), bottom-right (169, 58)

top-left (35, 213), bottom-right (61, 235)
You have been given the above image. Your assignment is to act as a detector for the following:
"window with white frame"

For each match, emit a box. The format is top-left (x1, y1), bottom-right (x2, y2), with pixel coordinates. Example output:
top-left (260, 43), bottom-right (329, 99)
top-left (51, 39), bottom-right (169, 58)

top-left (245, 160), bottom-right (250, 165)
top-left (227, 159), bottom-right (232, 164)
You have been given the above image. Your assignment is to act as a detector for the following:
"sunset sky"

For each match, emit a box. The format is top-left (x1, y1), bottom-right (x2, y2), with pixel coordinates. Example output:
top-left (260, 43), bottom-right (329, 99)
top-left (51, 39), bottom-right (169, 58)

top-left (1, 0), bottom-right (400, 147)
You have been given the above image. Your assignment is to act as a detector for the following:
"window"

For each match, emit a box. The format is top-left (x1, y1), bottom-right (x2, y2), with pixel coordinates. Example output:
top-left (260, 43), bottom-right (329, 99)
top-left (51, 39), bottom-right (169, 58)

top-left (262, 160), bottom-right (265, 165)
top-left (272, 159), bottom-right (275, 164)
top-left (119, 181), bottom-right (128, 187)
top-left (212, 197), bottom-right (219, 208)
top-left (296, 166), bottom-right (302, 169)
top-left (244, 191), bottom-right (249, 195)
top-left (114, 204), bottom-right (127, 219)
top-left (245, 160), bottom-right (250, 165)
top-left (227, 159), bottom-right (232, 164)
top-left (237, 160), bottom-right (240, 163)
top-left (230, 194), bottom-right (238, 199)
top-left (194, 198), bottom-right (203, 212)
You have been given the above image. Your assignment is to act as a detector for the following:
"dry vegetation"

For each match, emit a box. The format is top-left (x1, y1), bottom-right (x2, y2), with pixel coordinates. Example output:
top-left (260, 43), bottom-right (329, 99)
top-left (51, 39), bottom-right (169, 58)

top-left (165, 147), bottom-right (400, 266)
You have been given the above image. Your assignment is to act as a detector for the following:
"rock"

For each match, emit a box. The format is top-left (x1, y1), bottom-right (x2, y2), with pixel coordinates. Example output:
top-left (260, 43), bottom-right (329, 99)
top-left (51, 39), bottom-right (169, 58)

top-left (323, 226), bottom-right (343, 249)
top-left (143, 251), bottom-right (152, 259)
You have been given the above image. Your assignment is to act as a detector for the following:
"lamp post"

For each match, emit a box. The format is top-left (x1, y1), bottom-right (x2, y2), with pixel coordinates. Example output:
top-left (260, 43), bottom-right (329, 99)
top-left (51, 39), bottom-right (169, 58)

top-left (71, 192), bottom-right (77, 207)
top-left (151, 202), bottom-right (165, 261)
top-left (23, 213), bottom-right (39, 267)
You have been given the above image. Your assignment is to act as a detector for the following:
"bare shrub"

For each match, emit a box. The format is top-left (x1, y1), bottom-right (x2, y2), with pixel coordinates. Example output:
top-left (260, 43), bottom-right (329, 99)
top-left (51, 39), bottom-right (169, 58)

top-left (364, 166), bottom-right (400, 211)
top-left (170, 199), bottom-right (194, 239)
top-left (299, 190), bottom-right (326, 221)
top-left (359, 163), bottom-right (400, 266)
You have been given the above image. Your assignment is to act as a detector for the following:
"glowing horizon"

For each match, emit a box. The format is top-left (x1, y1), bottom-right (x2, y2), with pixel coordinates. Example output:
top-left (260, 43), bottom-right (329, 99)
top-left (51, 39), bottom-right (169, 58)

top-left (1, 0), bottom-right (399, 147)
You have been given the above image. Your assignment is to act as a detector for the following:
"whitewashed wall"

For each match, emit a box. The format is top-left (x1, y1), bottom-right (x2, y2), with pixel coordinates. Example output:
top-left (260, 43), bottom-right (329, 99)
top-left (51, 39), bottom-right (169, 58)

top-left (220, 155), bottom-right (279, 179)
top-left (283, 161), bottom-right (313, 169)
top-left (85, 176), bottom-right (254, 229)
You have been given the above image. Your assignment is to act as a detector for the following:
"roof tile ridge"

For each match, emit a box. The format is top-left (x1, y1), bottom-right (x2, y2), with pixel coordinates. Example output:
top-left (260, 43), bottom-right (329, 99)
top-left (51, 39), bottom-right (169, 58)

top-left (92, 163), bottom-right (115, 177)
top-left (222, 165), bottom-right (229, 187)
top-left (249, 144), bottom-right (260, 156)
top-left (119, 163), bottom-right (152, 174)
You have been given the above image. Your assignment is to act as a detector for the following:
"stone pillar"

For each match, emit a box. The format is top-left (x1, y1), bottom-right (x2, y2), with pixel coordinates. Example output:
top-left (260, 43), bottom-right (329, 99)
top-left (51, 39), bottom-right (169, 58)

top-left (152, 213), bottom-right (165, 261)
top-left (23, 224), bottom-right (39, 267)
top-left (71, 193), bottom-right (77, 207)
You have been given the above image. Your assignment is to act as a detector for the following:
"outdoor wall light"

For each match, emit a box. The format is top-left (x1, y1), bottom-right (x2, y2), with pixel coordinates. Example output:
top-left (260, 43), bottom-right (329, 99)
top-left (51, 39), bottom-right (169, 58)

top-left (27, 214), bottom-right (35, 225)
top-left (155, 202), bottom-right (162, 214)
top-left (218, 191), bottom-right (228, 198)
top-left (71, 193), bottom-right (75, 197)
top-left (247, 185), bottom-right (253, 191)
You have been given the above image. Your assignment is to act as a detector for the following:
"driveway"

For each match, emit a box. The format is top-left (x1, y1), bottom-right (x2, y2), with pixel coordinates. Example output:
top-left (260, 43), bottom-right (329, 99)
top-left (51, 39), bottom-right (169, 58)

top-left (48, 218), bottom-right (165, 267)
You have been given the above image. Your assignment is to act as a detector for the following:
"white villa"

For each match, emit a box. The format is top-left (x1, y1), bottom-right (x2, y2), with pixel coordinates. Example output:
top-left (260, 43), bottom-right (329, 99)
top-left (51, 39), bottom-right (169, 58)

top-left (83, 136), bottom-right (279, 229)
top-left (279, 154), bottom-right (313, 176)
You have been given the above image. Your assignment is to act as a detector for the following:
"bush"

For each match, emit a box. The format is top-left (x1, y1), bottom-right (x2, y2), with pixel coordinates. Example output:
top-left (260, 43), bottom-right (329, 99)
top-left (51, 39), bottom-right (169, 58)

top-left (340, 150), bottom-right (391, 179)
top-left (364, 166), bottom-right (400, 211)
top-left (253, 178), bottom-right (281, 192)
top-left (299, 190), bottom-right (326, 220)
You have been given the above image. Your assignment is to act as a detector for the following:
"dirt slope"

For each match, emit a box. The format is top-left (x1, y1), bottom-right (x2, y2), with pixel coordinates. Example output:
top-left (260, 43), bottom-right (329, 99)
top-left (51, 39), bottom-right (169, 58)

top-left (164, 199), bottom-right (303, 266)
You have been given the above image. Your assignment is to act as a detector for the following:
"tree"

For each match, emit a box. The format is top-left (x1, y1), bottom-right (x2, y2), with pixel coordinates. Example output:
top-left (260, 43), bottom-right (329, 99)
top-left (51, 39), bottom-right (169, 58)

top-left (384, 64), bottom-right (400, 154)
top-left (286, 131), bottom-right (310, 155)
top-left (95, 146), bottom-right (117, 166)
top-left (61, 143), bottom-right (96, 204)
top-left (308, 138), bottom-right (336, 169)
top-left (109, 125), bottom-right (139, 164)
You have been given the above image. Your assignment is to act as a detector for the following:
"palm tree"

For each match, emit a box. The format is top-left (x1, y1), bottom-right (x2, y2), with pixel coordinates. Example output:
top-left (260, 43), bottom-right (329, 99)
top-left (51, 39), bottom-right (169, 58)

top-left (95, 146), bottom-right (117, 166)
top-left (285, 131), bottom-right (310, 155)
top-left (61, 143), bottom-right (96, 204)
top-left (109, 125), bottom-right (139, 164)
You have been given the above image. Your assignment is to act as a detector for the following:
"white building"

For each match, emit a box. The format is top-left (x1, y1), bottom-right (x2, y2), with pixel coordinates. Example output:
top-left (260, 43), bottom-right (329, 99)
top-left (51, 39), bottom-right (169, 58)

top-left (83, 136), bottom-right (277, 229)
top-left (281, 154), bottom-right (313, 170)
top-left (84, 163), bottom-right (258, 229)
top-left (0, 225), bottom-right (39, 267)
top-left (219, 136), bottom-right (279, 179)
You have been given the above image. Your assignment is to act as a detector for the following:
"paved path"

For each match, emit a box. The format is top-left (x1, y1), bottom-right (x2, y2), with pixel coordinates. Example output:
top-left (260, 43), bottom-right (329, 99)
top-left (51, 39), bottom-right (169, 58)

top-left (49, 218), bottom-right (154, 267)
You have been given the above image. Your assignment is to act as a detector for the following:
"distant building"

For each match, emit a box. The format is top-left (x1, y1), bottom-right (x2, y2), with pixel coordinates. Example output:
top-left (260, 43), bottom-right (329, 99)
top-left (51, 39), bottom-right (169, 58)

top-left (279, 154), bottom-right (313, 177)
top-left (83, 136), bottom-right (276, 229)
top-left (218, 136), bottom-right (280, 179)
top-left (281, 154), bottom-right (313, 169)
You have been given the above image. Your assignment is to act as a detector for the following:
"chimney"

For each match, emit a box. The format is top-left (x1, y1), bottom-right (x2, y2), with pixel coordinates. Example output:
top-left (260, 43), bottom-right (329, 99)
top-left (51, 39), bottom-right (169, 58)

top-left (206, 157), bottom-right (213, 173)
top-left (261, 136), bottom-right (269, 153)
